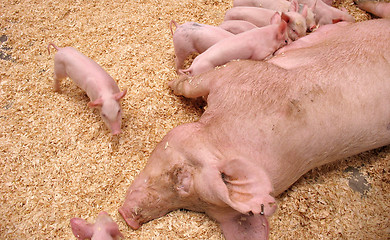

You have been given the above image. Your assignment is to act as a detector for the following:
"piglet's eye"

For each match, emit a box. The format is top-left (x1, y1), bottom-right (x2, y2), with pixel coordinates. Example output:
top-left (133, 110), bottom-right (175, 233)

top-left (102, 113), bottom-right (107, 118)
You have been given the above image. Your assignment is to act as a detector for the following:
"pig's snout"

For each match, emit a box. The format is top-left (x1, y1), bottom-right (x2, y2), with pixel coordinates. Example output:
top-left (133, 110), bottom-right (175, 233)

top-left (118, 206), bottom-right (142, 230)
top-left (111, 129), bottom-right (122, 135)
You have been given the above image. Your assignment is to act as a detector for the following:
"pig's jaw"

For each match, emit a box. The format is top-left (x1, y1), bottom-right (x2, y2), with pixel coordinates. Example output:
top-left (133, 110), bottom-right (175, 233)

top-left (118, 207), bottom-right (141, 229)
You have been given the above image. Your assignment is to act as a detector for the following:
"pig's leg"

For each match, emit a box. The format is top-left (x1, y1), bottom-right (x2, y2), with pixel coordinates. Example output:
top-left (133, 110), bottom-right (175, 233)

top-left (53, 62), bottom-right (67, 92)
top-left (169, 70), bottom-right (214, 98)
top-left (354, 1), bottom-right (390, 18)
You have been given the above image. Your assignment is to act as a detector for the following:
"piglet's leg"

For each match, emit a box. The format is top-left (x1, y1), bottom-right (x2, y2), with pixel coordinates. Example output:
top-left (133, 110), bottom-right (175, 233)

top-left (53, 63), bottom-right (67, 92)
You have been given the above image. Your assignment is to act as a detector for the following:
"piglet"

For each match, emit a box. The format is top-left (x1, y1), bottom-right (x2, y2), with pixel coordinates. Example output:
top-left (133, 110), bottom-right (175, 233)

top-left (70, 211), bottom-right (123, 240)
top-left (354, 0), bottom-right (390, 19)
top-left (170, 21), bottom-right (234, 73)
top-left (224, 1), bottom-right (308, 40)
top-left (233, 0), bottom-right (316, 31)
top-left (297, 0), bottom-right (355, 25)
top-left (48, 43), bottom-right (127, 135)
top-left (181, 13), bottom-right (288, 76)
top-left (219, 20), bottom-right (258, 34)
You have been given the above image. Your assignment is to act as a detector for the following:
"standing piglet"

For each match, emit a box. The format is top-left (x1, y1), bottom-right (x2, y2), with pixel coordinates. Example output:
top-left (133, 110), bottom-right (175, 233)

top-left (48, 43), bottom-right (127, 135)
top-left (70, 211), bottom-right (123, 240)
top-left (224, 1), bottom-right (308, 40)
top-left (170, 21), bottom-right (234, 73)
top-left (181, 13), bottom-right (288, 76)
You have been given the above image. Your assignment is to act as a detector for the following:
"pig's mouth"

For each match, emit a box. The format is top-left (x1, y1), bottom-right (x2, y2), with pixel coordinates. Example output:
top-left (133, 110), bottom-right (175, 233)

top-left (118, 206), bottom-right (145, 230)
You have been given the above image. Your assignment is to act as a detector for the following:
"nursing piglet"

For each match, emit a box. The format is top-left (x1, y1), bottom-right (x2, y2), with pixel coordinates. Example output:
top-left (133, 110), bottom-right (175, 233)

top-left (219, 20), bottom-right (258, 34)
top-left (297, 0), bottom-right (355, 25)
top-left (169, 21), bottom-right (234, 73)
top-left (233, 0), bottom-right (316, 31)
top-left (224, 2), bottom-right (308, 40)
top-left (70, 211), bottom-right (123, 240)
top-left (355, 0), bottom-right (390, 19)
top-left (181, 13), bottom-right (288, 76)
top-left (48, 43), bottom-right (127, 135)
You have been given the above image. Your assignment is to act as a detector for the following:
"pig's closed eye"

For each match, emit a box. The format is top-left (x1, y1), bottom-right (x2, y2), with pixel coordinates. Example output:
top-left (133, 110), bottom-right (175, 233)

top-left (102, 113), bottom-right (107, 118)
top-left (117, 109), bottom-right (121, 116)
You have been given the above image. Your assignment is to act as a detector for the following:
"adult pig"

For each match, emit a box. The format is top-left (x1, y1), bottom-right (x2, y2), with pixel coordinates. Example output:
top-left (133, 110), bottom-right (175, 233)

top-left (48, 43), bottom-right (127, 135)
top-left (298, 0), bottom-right (355, 25)
top-left (355, 0), bottom-right (390, 18)
top-left (233, 0), bottom-right (316, 31)
top-left (170, 21), bottom-right (234, 72)
top-left (119, 19), bottom-right (390, 240)
top-left (70, 211), bottom-right (123, 240)
top-left (224, 3), bottom-right (308, 40)
top-left (180, 13), bottom-right (288, 76)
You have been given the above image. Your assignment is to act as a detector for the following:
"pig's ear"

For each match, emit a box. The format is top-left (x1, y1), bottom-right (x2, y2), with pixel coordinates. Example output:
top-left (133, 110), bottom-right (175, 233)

top-left (289, 0), bottom-right (299, 12)
top-left (281, 12), bottom-right (291, 24)
top-left (277, 20), bottom-right (288, 40)
top-left (70, 218), bottom-right (94, 239)
top-left (114, 89), bottom-right (127, 101)
top-left (88, 98), bottom-right (103, 108)
top-left (270, 12), bottom-right (281, 25)
top-left (211, 159), bottom-right (276, 216)
top-left (301, 4), bottom-right (308, 18)
top-left (105, 222), bottom-right (124, 239)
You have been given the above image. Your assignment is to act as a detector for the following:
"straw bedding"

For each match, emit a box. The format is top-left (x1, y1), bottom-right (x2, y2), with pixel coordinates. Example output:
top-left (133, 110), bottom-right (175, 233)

top-left (0, 0), bottom-right (388, 239)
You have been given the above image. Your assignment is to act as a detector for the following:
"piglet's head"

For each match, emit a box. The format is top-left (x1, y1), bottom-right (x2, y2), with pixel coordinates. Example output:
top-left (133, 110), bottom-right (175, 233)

top-left (119, 123), bottom-right (276, 239)
top-left (283, 0), bottom-right (308, 40)
top-left (88, 89), bottom-right (127, 135)
top-left (70, 211), bottom-right (123, 240)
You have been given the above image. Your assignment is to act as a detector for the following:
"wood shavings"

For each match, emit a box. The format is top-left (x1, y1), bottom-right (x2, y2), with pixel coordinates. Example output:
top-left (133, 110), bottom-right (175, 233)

top-left (0, 0), bottom-right (388, 239)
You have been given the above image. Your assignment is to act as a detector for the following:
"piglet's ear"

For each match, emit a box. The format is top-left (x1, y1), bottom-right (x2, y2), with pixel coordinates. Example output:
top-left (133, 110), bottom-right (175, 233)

top-left (88, 98), bottom-right (103, 108)
top-left (70, 218), bottom-right (94, 240)
top-left (106, 222), bottom-right (125, 239)
top-left (114, 89), bottom-right (127, 101)
top-left (301, 4), bottom-right (308, 18)
top-left (289, 0), bottom-right (299, 12)
top-left (270, 12), bottom-right (281, 25)
top-left (277, 20), bottom-right (288, 41)
top-left (210, 159), bottom-right (277, 217)
top-left (281, 12), bottom-right (291, 24)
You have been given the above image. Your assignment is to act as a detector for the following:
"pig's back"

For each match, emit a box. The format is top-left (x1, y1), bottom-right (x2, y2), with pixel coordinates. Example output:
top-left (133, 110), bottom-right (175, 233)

top-left (200, 19), bottom-right (390, 194)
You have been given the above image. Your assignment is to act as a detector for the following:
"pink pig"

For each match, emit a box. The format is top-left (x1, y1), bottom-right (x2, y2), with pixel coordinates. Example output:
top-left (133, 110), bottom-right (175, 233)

top-left (119, 19), bottom-right (390, 240)
top-left (170, 21), bottom-right (234, 72)
top-left (233, 0), bottom-right (316, 31)
top-left (297, 0), bottom-right (355, 25)
top-left (48, 43), bottom-right (127, 135)
top-left (70, 211), bottom-right (123, 240)
top-left (224, 2), bottom-right (308, 40)
top-left (180, 13), bottom-right (288, 76)
top-left (219, 20), bottom-right (258, 34)
top-left (273, 21), bottom-right (351, 56)
top-left (355, 0), bottom-right (390, 19)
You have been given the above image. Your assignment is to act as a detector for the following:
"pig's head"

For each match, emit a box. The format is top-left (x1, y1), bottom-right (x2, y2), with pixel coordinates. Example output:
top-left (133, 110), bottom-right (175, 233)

top-left (284, 0), bottom-right (308, 40)
top-left (119, 123), bottom-right (277, 239)
top-left (301, 4), bottom-right (317, 31)
top-left (70, 211), bottom-right (123, 240)
top-left (88, 89), bottom-right (127, 135)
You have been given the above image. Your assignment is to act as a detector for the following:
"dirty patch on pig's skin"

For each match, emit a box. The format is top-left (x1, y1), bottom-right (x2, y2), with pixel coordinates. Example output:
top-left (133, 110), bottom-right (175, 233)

top-left (344, 166), bottom-right (371, 196)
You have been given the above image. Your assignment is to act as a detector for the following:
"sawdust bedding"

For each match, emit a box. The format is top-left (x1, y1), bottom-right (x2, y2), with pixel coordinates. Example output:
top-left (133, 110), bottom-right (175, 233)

top-left (0, 0), bottom-right (388, 239)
